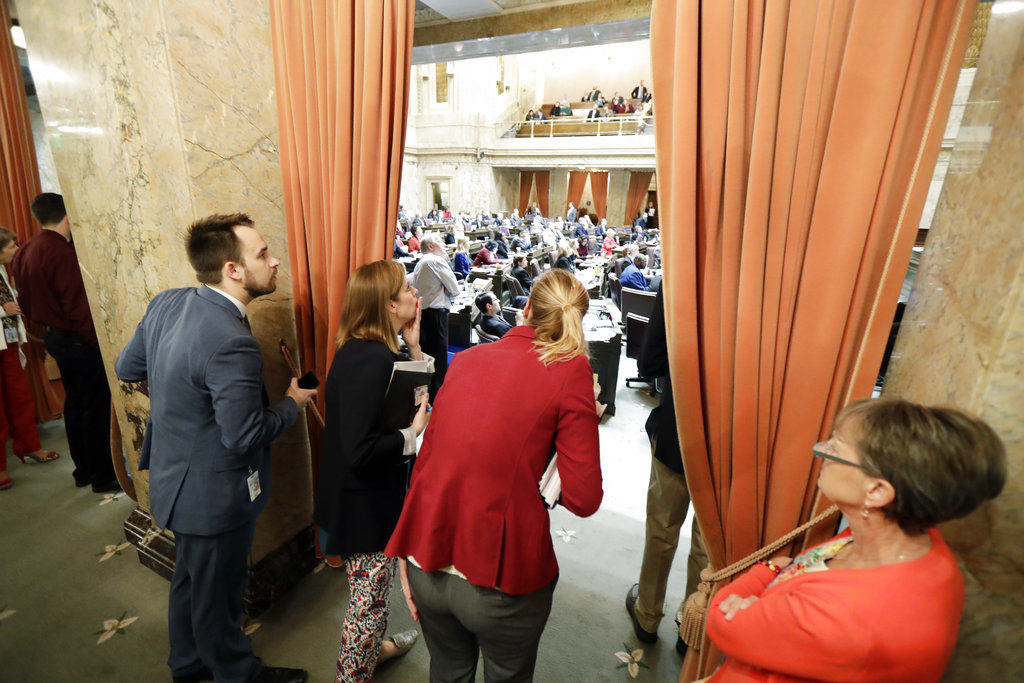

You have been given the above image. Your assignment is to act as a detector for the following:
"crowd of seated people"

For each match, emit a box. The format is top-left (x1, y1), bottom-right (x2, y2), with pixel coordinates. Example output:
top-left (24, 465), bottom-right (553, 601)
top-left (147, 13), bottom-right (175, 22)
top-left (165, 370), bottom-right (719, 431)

top-left (522, 80), bottom-right (654, 124)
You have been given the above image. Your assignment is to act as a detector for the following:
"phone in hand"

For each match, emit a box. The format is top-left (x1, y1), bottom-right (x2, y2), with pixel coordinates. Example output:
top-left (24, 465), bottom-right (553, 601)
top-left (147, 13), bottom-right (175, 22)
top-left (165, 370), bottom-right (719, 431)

top-left (297, 371), bottom-right (320, 390)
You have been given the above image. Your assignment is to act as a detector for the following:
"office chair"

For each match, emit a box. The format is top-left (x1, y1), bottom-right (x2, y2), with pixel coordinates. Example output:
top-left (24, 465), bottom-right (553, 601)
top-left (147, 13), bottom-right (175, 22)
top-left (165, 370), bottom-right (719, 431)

top-left (624, 313), bottom-right (655, 395)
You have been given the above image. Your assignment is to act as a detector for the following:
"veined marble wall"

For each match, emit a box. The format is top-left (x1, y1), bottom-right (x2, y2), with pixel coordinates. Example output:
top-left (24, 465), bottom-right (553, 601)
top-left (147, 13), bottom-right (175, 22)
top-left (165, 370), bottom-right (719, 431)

top-left (16, 0), bottom-right (311, 562)
top-left (883, 2), bottom-right (1024, 678)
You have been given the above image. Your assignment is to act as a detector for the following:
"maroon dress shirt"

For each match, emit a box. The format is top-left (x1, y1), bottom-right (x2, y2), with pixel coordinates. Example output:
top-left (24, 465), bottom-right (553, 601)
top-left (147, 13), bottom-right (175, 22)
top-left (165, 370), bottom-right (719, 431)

top-left (10, 229), bottom-right (98, 347)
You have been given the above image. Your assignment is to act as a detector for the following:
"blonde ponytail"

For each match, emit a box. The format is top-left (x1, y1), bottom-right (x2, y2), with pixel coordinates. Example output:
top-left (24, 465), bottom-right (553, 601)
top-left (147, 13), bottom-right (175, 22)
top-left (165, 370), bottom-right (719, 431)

top-left (528, 269), bottom-right (589, 365)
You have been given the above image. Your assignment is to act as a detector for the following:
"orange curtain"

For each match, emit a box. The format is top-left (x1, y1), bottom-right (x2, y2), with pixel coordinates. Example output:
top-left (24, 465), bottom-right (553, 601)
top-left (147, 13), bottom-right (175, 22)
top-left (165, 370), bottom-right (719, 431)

top-left (623, 171), bottom-right (654, 225)
top-left (0, 5), bottom-right (63, 423)
top-left (269, 0), bottom-right (415, 482)
top-left (533, 170), bottom-right (550, 218)
top-left (650, 0), bottom-right (976, 679)
top-left (566, 170), bottom-right (587, 217)
top-left (589, 171), bottom-right (609, 224)
top-left (518, 170), bottom-right (534, 216)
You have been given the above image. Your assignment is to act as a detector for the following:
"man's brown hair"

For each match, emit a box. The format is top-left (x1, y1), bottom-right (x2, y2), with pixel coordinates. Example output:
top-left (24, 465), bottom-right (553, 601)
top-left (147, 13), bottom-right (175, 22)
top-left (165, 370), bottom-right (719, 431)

top-left (31, 193), bottom-right (67, 226)
top-left (185, 213), bottom-right (254, 285)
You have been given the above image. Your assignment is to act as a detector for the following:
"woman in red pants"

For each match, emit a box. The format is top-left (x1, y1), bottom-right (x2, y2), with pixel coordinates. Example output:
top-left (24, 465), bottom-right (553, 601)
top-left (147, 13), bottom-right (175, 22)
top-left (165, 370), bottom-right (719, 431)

top-left (0, 227), bottom-right (60, 490)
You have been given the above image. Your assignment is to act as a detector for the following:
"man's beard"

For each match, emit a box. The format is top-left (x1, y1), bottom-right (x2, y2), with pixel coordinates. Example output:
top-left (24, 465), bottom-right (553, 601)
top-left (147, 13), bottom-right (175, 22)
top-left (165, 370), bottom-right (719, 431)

top-left (243, 271), bottom-right (276, 299)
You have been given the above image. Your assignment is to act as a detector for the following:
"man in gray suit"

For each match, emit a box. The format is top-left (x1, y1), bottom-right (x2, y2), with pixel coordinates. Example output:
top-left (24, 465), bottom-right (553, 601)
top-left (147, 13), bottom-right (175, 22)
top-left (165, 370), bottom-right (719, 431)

top-left (116, 214), bottom-right (316, 683)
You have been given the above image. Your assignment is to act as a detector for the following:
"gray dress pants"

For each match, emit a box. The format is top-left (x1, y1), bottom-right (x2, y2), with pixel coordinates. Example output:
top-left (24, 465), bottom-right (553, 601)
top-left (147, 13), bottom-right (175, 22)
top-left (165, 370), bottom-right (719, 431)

top-left (408, 565), bottom-right (557, 683)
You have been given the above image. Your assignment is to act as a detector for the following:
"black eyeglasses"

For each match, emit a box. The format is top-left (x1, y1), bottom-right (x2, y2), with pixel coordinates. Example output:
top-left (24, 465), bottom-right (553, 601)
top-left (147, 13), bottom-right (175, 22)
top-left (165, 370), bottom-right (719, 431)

top-left (812, 440), bottom-right (863, 469)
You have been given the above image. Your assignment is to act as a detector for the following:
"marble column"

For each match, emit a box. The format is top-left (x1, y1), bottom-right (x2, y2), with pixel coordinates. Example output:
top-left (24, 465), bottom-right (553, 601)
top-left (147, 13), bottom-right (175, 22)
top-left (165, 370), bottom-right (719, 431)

top-left (16, 0), bottom-right (315, 612)
top-left (882, 1), bottom-right (1024, 678)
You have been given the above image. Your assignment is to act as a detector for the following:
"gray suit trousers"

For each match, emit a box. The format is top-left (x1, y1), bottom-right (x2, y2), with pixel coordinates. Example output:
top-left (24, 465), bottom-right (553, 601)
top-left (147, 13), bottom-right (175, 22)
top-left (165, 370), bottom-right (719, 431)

top-left (408, 565), bottom-right (556, 683)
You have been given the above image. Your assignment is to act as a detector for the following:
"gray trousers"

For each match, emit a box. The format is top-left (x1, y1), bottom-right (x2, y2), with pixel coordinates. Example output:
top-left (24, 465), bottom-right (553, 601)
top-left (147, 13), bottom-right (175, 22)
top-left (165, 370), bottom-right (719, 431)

top-left (408, 565), bottom-right (556, 683)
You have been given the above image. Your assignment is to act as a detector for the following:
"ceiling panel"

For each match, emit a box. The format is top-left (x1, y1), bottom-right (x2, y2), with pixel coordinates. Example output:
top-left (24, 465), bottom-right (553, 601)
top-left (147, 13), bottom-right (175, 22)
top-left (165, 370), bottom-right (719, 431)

top-left (419, 0), bottom-right (502, 21)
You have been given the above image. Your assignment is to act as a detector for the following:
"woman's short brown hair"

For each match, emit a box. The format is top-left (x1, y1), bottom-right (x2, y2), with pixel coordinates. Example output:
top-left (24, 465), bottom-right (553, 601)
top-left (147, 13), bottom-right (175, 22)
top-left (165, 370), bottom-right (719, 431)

top-left (835, 398), bottom-right (1006, 535)
top-left (334, 260), bottom-right (406, 353)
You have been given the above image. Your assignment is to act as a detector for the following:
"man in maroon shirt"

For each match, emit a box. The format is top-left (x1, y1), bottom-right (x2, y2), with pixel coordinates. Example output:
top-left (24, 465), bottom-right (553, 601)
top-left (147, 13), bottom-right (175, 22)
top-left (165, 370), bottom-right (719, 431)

top-left (11, 193), bottom-right (118, 492)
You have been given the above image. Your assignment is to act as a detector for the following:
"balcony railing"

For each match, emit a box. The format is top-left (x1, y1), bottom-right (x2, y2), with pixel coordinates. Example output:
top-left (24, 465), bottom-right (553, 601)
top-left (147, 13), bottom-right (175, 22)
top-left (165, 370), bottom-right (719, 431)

top-left (502, 114), bottom-right (654, 138)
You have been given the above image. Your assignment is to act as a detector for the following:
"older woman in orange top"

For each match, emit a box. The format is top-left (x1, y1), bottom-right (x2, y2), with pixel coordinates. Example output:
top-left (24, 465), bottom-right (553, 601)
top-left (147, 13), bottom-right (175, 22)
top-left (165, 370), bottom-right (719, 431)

top-left (705, 399), bottom-right (1006, 682)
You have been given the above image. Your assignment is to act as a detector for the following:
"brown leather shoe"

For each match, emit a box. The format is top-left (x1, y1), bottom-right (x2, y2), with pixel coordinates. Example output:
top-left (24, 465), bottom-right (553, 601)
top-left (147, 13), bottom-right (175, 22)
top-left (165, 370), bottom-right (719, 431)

top-left (625, 583), bottom-right (658, 644)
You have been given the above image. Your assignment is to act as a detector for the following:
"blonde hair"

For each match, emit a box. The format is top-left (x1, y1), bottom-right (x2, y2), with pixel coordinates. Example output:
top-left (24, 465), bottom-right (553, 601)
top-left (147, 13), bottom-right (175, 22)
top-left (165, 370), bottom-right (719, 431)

top-left (557, 242), bottom-right (573, 259)
top-left (456, 236), bottom-right (470, 254)
top-left (528, 269), bottom-right (589, 365)
top-left (334, 260), bottom-right (405, 353)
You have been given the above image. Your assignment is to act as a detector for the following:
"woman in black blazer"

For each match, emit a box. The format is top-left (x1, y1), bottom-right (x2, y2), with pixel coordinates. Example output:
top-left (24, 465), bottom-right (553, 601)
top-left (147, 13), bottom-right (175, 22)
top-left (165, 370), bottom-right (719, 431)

top-left (315, 260), bottom-right (432, 681)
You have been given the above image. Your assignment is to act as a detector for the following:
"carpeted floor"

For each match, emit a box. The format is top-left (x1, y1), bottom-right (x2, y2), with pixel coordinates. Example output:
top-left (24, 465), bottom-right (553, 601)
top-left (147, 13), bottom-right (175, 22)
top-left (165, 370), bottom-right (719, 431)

top-left (0, 351), bottom-right (697, 682)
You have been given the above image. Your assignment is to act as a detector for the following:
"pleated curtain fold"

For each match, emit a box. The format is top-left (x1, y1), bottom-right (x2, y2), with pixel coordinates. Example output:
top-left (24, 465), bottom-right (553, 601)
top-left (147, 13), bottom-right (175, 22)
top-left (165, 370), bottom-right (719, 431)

top-left (269, 0), bottom-right (415, 485)
top-left (649, 0), bottom-right (976, 679)
top-left (566, 170), bottom-right (588, 217)
top-left (518, 170), bottom-right (534, 216)
top-left (624, 171), bottom-right (654, 225)
top-left (588, 171), bottom-right (609, 224)
top-left (533, 170), bottom-right (550, 218)
top-left (0, 3), bottom-right (63, 422)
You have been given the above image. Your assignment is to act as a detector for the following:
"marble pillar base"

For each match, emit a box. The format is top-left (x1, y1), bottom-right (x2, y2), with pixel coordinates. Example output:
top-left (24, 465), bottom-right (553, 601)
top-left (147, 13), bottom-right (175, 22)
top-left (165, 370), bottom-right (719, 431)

top-left (123, 507), bottom-right (317, 617)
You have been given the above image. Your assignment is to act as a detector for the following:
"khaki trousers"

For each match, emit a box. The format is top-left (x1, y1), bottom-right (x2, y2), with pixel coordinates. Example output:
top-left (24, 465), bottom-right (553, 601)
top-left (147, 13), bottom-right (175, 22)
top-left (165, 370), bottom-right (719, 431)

top-left (634, 456), bottom-right (708, 633)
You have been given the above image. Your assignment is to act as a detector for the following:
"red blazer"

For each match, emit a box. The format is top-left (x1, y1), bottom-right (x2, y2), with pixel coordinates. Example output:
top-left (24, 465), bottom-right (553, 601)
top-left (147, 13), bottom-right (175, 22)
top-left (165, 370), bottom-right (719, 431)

top-left (707, 528), bottom-right (963, 682)
top-left (385, 327), bottom-right (602, 595)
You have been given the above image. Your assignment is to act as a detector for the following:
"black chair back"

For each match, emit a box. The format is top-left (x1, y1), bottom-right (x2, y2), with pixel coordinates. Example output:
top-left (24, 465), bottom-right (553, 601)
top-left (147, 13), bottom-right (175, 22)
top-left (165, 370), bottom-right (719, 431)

top-left (529, 258), bottom-right (543, 279)
top-left (625, 314), bottom-right (649, 360)
top-left (607, 272), bottom-right (621, 308)
top-left (620, 286), bottom-right (657, 322)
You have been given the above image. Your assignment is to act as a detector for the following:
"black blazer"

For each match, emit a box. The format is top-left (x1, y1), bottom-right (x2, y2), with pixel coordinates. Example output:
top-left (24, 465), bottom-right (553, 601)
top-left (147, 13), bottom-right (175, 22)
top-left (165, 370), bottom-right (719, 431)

top-left (639, 285), bottom-right (683, 474)
top-left (480, 315), bottom-right (512, 339)
top-left (444, 232), bottom-right (456, 245)
top-left (511, 266), bottom-right (533, 293)
top-left (315, 338), bottom-right (411, 555)
top-left (555, 255), bottom-right (575, 272)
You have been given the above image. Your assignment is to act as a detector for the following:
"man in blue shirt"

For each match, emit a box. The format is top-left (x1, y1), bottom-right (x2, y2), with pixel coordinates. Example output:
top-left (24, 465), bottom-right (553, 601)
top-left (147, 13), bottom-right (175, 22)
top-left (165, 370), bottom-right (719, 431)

top-left (620, 254), bottom-right (649, 291)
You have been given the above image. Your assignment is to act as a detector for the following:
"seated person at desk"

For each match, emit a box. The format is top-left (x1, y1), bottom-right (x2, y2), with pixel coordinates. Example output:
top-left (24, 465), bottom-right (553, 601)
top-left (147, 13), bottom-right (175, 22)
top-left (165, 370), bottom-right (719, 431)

top-left (601, 231), bottom-right (620, 257)
top-left (408, 227), bottom-right (422, 253)
top-left (492, 234), bottom-right (510, 260)
top-left (511, 255), bottom-right (533, 294)
top-left (620, 254), bottom-right (649, 291)
top-left (595, 218), bottom-right (608, 237)
top-left (472, 241), bottom-right (499, 268)
top-left (453, 237), bottom-right (472, 280)
top-left (540, 224), bottom-right (558, 247)
top-left (573, 220), bottom-right (589, 241)
top-left (443, 225), bottom-right (456, 246)
top-left (575, 236), bottom-right (589, 258)
top-left (631, 223), bottom-right (646, 244)
top-left (515, 230), bottom-right (532, 252)
top-left (555, 243), bottom-right (577, 273)
top-left (394, 233), bottom-right (410, 259)
top-left (474, 292), bottom-right (513, 340)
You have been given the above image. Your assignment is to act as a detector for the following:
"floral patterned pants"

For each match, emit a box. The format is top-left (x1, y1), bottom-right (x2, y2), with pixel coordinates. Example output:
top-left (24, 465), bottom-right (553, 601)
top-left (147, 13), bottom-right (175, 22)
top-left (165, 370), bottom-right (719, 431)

top-left (335, 552), bottom-right (395, 683)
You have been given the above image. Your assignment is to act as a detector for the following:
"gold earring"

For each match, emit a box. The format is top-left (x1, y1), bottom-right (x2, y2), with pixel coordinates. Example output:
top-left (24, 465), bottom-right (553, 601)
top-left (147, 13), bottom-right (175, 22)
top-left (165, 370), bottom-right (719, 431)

top-left (861, 506), bottom-right (870, 520)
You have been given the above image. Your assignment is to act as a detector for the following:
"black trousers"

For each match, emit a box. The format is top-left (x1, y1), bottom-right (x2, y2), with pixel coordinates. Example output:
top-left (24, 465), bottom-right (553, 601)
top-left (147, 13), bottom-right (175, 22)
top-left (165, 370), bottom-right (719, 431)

top-left (408, 565), bottom-right (556, 683)
top-left (420, 308), bottom-right (449, 401)
top-left (44, 328), bottom-right (114, 486)
top-left (168, 520), bottom-right (260, 682)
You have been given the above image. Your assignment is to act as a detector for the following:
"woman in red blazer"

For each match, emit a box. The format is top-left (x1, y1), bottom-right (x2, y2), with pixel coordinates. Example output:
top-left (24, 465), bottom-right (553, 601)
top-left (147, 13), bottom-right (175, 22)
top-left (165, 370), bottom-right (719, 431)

top-left (705, 399), bottom-right (1006, 682)
top-left (386, 269), bottom-right (602, 682)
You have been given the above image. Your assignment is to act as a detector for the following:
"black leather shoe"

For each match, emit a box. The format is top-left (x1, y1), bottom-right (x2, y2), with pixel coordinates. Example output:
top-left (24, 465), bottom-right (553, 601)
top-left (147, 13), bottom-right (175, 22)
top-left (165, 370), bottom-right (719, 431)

top-left (676, 635), bottom-right (689, 657)
top-left (625, 583), bottom-right (658, 644)
top-left (253, 666), bottom-right (308, 683)
top-left (172, 665), bottom-right (213, 683)
top-left (92, 478), bottom-right (123, 494)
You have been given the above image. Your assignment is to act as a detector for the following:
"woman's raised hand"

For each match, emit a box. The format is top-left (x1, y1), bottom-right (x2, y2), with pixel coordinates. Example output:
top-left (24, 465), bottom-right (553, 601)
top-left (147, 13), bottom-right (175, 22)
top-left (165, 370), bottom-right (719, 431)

top-left (401, 297), bottom-right (423, 355)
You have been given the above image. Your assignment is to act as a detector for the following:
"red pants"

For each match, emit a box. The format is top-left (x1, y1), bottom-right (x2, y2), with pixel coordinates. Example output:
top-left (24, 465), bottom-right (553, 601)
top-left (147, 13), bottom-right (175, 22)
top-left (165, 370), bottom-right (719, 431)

top-left (0, 345), bottom-right (41, 471)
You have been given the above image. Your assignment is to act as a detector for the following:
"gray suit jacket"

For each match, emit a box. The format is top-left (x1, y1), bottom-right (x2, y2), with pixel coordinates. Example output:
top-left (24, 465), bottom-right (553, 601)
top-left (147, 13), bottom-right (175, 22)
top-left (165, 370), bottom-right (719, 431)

top-left (115, 286), bottom-right (297, 535)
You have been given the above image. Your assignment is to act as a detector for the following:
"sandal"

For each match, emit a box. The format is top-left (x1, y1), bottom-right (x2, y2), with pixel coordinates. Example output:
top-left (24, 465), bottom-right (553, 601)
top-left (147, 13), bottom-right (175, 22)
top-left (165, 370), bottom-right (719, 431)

top-left (16, 450), bottom-right (61, 464)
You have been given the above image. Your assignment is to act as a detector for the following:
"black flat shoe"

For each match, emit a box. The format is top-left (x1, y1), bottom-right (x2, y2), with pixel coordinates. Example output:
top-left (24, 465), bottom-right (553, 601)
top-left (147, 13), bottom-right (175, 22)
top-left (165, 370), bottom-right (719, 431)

top-left (92, 478), bottom-right (123, 494)
top-left (625, 583), bottom-right (658, 644)
top-left (253, 666), bottom-right (308, 683)
top-left (172, 665), bottom-right (213, 683)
